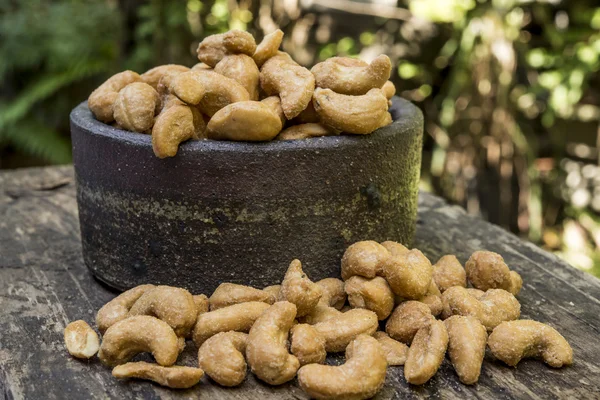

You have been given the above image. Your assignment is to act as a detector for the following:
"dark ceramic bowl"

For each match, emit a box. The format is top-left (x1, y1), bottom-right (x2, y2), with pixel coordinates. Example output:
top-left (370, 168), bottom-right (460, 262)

top-left (70, 97), bottom-right (423, 293)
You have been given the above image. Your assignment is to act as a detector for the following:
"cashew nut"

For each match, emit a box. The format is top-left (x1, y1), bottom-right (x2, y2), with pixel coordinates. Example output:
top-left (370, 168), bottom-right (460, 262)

top-left (96, 284), bottom-right (155, 333)
top-left (465, 250), bottom-right (522, 295)
top-left (290, 324), bottom-right (327, 365)
top-left (209, 283), bottom-right (276, 310)
top-left (441, 286), bottom-right (521, 331)
top-left (311, 55), bottom-right (391, 95)
top-left (380, 240), bottom-right (409, 257)
top-left (433, 255), bottom-right (467, 292)
top-left (404, 320), bottom-right (449, 385)
top-left (277, 259), bottom-right (323, 317)
top-left (98, 315), bottom-right (179, 367)
top-left (275, 123), bottom-right (338, 141)
top-left (312, 88), bottom-right (390, 134)
top-left (381, 80), bottom-right (396, 100)
top-left (206, 101), bottom-right (282, 141)
top-left (417, 280), bottom-right (443, 317)
top-left (381, 249), bottom-right (433, 300)
top-left (313, 308), bottom-right (378, 352)
top-left (253, 29), bottom-right (284, 67)
top-left (113, 82), bottom-right (160, 133)
top-left (141, 64), bottom-right (190, 89)
top-left (196, 30), bottom-right (257, 67)
top-left (340, 240), bottom-right (390, 280)
top-left (112, 362), bottom-right (204, 389)
top-left (261, 96), bottom-right (286, 126)
top-left (198, 331), bottom-right (248, 386)
top-left (214, 54), bottom-right (260, 100)
top-left (192, 301), bottom-right (270, 346)
top-left (302, 278), bottom-right (347, 324)
top-left (344, 276), bottom-right (394, 320)
top-left (488, 320), bottom-right (573, 367)
top-left (385, 301), bottom-right (434, 344)
top-left (128, 285), bottom-right (197, 336)
top-left (297, 334), bottom-right (387, 400)
top-left (152, 104), bottom-right (205, 158)
top-left (373, 331), bottom-right (408, 366)
top-left (444, 315), bottom-right (487, 384)
top-left (64, 320), bottom-right (99, 359)
top-left (246, 301), bottom-right (300, 385)
top-left (88, 71), bottom-right (141, 123)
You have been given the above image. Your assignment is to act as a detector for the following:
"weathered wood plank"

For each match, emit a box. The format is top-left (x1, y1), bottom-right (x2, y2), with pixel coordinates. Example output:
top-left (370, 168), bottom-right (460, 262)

top-left (1, 166), bottom-right (599, 400)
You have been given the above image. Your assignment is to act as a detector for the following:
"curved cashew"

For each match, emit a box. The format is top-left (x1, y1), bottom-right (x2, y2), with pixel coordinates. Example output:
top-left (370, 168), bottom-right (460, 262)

top-left (433, 255), bottom-right (467, 292)
top-left (214, 54), bottom-right (260, 100)
top-left (113, 82), bottom-right (160, 133)
top-left (373, 331), bottom-right (408, 366)
top-left (278, 259), bottom-right (322, 317)
top-left (488, 320), bottom-right (573, 367)
top-left (196, 30), bottom-right (257, 67)
top-left (302, 278), bottom-right (347, 324)
top-left (312, 88), bottom-right (390, 134)
top-left (209, 283), bottom-right (276, 310)
top-left (192, 301), bottom-right (270, 346)
top-left (64, 320), bottom-right (99, 359)
top-left (96, 284), bottom-right (155, 333)
top-left (381, 249), bottom-right (433, 299)
top-left (465, 250), bottom-right (522, 295)
top-left (275, 123), bottom-right (338, 141)
top-left (141, 64), bottom-right (190, 89)
top-left (340, 240), bottom-right (390, 280)
top-left (444, 316), bottom-right (487, 385)
top-left (311, 55), bottom-right (391, 95)
top-left (441, 286), bottom-right (521, 331)
top-left (88, 71), bottom-right (141, 123)
top-left (290, 324), bottom-right (326, 365)
top-left (253, 29), bottom-right (284, 67)
top-left (381, 80), bottom-right (396, 100)
top-left (344, 276), bottom-right (394, 320)
top-left (404, 320), bottom-right (449, 385)
top-left (98, 315), bottom-right (179, 367)
top-left (246, 301), bottom-right (300, 385)
top-left (385, 301), bottom-right (434, 345)
top-left (128, 285), bottom-right (197, 336)
top-left (313, 308), bottom-right (378, 352)
top-left (297, 334), bottom-right (387, 400)
top-left (198, 331), bottom-right (248, 386)
top-left (206, 101), bottom-right (282, 141)
top-left (380, 240), bottom-right (409, 257)
top-left (152, 104), bottom-right (204, 158)
top-left (112, 362), bottom-right (203, 389)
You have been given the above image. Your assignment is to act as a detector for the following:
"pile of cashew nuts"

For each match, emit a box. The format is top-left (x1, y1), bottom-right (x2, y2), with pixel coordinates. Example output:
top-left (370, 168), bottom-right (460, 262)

top-left (64, 243), bottom-right (573, 398)
top-left (87, 29), bottom-right (394, 159)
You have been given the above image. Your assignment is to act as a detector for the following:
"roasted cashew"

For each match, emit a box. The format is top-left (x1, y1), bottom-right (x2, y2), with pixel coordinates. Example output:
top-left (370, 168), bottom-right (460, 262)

top-left (88, 71), bottom-right (141, 123)
top-left (344, 276), bottom-right (394, 320)
top-left (404, 320), bottom-right (449, 385)
top-left (275, 123), bottom-right (338, 141)
top-left (198, 331), bottom-right (249, 386)
top-left (290, 324), bottom-right (327, 365)
top-left (297, 334), bottom-right (387, 400)
top-left (302, 278), bottom-right (347, 324)
top-left (209, 283), bottom-right (276, 310)
top-left (444, 315), bottom-right (487, 385)
top-left (192, 301), bottom-right (270, 346)
top-left (141, 64), bottom-right (190, 89)
top-left (340, 240), bottom-right (390, 280)
top-left (193, 294), bottom-right (209, 316)
top-left (488, 320), bottom-right (573, 367)
top-left (312, 88), bottom-right (390, 134)
top-left (417, 280), bottom-right (443, 317)
top-left (373, 331), bottom-right (408, 366)
top-left (381, 80), bottom-right (396, 100)
top-left (96, 284), bottom-right (155, 333)
top-left (441, 286), bottom-right (521, 331)
top-left (465, 251), bottom-right (522, 295)
top-left (278, 259), bottom-right (322, 317)
top-left (152, 104), bottom-right (204, 158)
top-left (64, 320), bottom-right (99, 359)
top-left (206, 100), bottom-right (282, 141)
top-left (433, 255), bottom-right (467, 292)
top-left (112, 362), bottom-right (203, 389)
top-left (214, 54), bottom-right (260, 100)
top-left (261, 96), bottom-right (286, 126)
top-left (246, 301), bottom-right (300, 385)
top-left (311, 55), bottom-right (391, 95)
top-left (253, 29), bottom-right (284, 67)
top-left (113, 82), bottom-right (160, 133)
top-left (128, 285), bottom-right (197, 336)
top-left (380, 240), bottom-right (409, 257)
top-left (313, 308), bottom-right (378, 352)
top-left (196, 29), bottom-right (257, 67)
top-left (385, 301), bottom-right (434, 345)
top-left (381, 249), bottom-right (433, 300)
top-left (98, 315), bottom-right (179, 367)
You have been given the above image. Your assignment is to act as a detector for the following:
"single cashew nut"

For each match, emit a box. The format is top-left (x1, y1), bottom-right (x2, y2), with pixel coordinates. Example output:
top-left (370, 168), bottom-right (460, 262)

top-left (488, 320), bottom-right (573, 367)
top-left (277, 259), bottom-right (322, 317)
top-left (302, 278), bottom-right (347, 324)
top-left (441, 286), bottom-right (521, 331)
top-left (113, 82), bottom-right (160, 133)
top-left (311, 55), bottom-right (391, 95)
top-left (404, 320), bottom-right (449, 385)
top-left (290, 324), bottom-right (327, 366)
top-left (417, 280), bottom-right (443, 317)
top-left (465, 251), bottom-right (523, 295)
top-left (380, 240), bottom-right (409, 257)
top-left (344, 276), bottom-right (394, 320)
top-left (193, 301), bottom-right (270, 346)
top-left (152, 104), bottom-right (201, 158)
top-left (433, 255), bottom-right (467, 292)
top-left (297, 334), bottom-right (387, 400)
top-left (214, 54), bottom-right (260, 100)
top-left (209, 282), bottom-right (276, 310)
top-left (88, 71), bottom-right (141, 123)
top-left (312, 88), bottom-right (390, 134)
top-left (381, 80), bottom-right (396, 100)
top-left (385, 301), bottom-right (434, 345)
top-left (141, 64), bottom-right (190, 89)
top-left (313, 308), bottom-right (378, 352)
top-left (444, 316), bottom-right (487, 384)
top-left (381, 249), bottom-right (433, 300)
top-left (96, 284), bottom-right (155, 333)
top-left (196, 30), bottom-right (257, 67)
top-left (253, 29), bottom-right (284, 67)
top-left (64, 320), bottom-right (99, 359)
top-left (246, 301), bottom-right (300, 385)
top-left (373, 331), bottom-right (408, 366)
top-left (206, 101), bottom-right (282, 141)
top-left (198, 331), bottom-right (248, 386)
top-left (341, 240), bottom-right (390, 280)
top-left (276, 123), bottom-right (338, 141)
top-left (98, 315), bottom-right (179, 367)
top-left (112, 362), bottom-right (203, 389)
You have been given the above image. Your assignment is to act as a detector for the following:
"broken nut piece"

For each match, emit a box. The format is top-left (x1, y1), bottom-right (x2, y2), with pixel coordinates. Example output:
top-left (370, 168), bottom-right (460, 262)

top-left (64, 320), bottom-right (99, 359)
top-left (112, 362), bottom-right (204, 389)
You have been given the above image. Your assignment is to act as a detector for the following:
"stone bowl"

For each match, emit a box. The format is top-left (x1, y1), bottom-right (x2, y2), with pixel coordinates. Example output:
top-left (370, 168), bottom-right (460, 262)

top-left (70, 97), bottom-right (423, 293)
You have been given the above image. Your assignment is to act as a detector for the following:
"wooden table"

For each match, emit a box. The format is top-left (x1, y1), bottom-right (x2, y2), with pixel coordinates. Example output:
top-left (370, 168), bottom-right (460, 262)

top-left (1, 166), bottom-right (599, 400)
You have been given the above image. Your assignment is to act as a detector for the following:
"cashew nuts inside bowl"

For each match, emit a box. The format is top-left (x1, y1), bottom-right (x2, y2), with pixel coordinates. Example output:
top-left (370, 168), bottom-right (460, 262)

top-left (311, 55), bottom-right (392, 95)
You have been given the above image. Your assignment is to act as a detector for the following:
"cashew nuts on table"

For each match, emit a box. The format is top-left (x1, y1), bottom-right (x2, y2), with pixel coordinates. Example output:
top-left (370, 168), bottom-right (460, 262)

top-left (112, 362), bottom-right (204, 389)
top-left (433, 255), bottom-right (467, 292)
top-left (64, 320), bottom-right (99, 359)
top-left (404, 320), bottom-right (449, 385)
top-left (465, 250), bottom-right (523, 295)
top-left (444, 315), bottom-right (487, 384)
top-left (198, 331), bottom-right (249, 386)
top-left (209, 282), bottom-right (276, 310)
top-left (277, 259), bottom-right (323, 317)
top-left (96, 284), bottom-right (155, 333)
